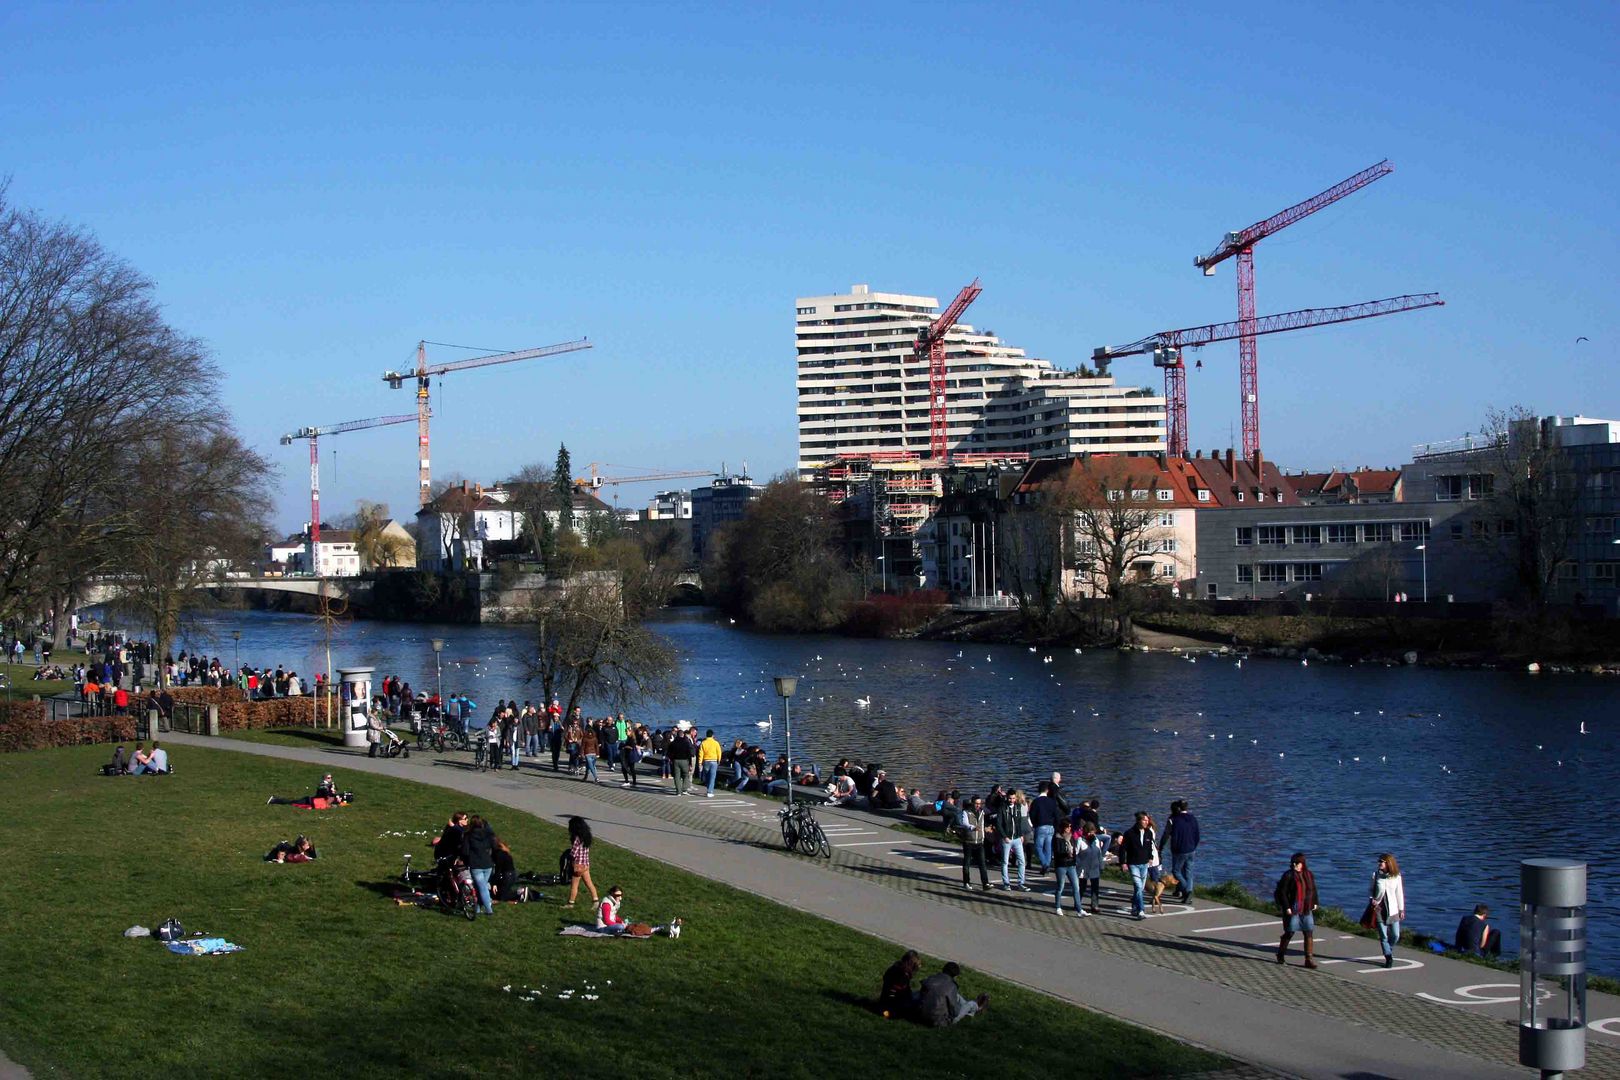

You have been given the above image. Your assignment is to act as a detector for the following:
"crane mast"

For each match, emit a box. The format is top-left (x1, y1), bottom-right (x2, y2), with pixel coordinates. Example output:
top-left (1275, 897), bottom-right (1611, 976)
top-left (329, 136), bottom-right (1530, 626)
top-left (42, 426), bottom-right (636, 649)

top-left (383, 337), bottom-right (593, 505)
top-left (915, 280), bottom-right (982, 462)
top-left (1194, 160), bottom-right (1395, 460)
top-left (279, 413), bottom-right (415, 576)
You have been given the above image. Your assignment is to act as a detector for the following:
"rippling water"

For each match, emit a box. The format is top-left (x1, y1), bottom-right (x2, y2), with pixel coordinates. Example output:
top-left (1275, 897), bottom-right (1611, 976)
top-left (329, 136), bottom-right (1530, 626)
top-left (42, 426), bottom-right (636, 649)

top-left (151, 605), bottom-right (1619, 970)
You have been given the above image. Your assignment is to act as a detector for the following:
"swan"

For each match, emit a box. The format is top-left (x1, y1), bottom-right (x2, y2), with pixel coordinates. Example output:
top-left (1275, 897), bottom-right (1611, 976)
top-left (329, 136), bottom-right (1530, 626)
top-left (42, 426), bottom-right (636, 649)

top-left (855, 697), bottom-right (871, 707)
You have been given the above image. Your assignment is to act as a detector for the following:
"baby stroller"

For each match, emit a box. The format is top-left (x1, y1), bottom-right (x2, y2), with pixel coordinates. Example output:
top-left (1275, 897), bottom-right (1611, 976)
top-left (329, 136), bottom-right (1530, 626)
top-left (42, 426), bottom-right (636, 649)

top-left (372, 725), bottom-right (410, 759)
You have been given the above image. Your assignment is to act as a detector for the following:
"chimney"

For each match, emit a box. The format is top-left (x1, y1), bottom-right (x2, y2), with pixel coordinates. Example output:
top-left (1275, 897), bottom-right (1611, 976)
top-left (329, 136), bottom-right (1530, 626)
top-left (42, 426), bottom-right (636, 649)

top-left (1157, 451), bottom-right (1167, 468)
top-left (1224, 448), bottom-right (1235, 475)
top-left (1252, 451), bottom-right (1263, 477)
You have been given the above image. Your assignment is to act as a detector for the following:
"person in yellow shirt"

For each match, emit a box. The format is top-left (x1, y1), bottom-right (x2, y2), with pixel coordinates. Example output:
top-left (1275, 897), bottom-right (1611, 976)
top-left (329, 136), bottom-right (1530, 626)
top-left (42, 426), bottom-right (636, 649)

top-left (698, 729), bottom-right (723, 798)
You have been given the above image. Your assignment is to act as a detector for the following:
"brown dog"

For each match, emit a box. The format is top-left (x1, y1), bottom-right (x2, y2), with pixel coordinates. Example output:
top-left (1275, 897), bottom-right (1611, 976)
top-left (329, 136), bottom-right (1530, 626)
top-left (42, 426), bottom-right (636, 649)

top-left (1147, 871), bottom-right (1182, 914)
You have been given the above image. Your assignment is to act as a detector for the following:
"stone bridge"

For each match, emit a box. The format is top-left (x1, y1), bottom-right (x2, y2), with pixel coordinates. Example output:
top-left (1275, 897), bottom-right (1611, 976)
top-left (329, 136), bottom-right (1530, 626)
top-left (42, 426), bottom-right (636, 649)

top-left (82, 576), bottom-right (372, 607)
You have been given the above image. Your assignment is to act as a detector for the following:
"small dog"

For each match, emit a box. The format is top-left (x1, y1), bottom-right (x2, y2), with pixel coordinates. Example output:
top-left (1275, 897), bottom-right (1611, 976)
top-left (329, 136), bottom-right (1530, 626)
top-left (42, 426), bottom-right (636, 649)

top-left (1147, 871), bottom-right (1182, 915)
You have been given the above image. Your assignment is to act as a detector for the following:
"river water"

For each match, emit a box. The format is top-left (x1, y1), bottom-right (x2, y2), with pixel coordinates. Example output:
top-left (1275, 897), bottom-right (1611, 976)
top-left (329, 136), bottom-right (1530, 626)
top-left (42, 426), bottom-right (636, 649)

top-left (143, 605), bottom-right (1617, 970)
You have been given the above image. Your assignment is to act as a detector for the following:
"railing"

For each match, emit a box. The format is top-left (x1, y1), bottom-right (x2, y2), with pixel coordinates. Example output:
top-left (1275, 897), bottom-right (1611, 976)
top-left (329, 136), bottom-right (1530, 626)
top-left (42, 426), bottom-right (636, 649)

top-left (955, 594), bottom-right (1019, 610)
top-left (169, 703), bottom-right (213, 736)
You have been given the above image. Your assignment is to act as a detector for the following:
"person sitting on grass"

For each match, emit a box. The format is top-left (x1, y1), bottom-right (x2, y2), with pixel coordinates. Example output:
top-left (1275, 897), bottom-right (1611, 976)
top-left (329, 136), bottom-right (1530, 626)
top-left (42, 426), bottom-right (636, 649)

top-left (490, 836), bottom-right (531, 902)
top-left (264, 836), bottom-right (318, 863)
top-left (917, 962), bottom-right (988, 1027)
top-left (1454, 904), bottom-right (1501, 957)
top-left (145, 741), bottom-right (169, 775)
top-left (879, 949), bottom-right (922, 1019)
top-left (103, 745), bottom-right (127, 776)
top-left (432, 811), bottom-right (469, 863)
top-left (596, 885), bottom-right (629, 932)
top-left (906, 788), bottom-right (928, 814)
top-left (128, 743), bottom-right (151, 776)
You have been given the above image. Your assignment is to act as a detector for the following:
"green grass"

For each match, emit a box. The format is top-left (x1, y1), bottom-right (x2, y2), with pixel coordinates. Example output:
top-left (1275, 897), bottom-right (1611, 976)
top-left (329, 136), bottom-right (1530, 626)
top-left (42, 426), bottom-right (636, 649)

top-left (0, 746), bottom-right (1228, 1079)
top-left (1, 647), bottom-right (89, 701)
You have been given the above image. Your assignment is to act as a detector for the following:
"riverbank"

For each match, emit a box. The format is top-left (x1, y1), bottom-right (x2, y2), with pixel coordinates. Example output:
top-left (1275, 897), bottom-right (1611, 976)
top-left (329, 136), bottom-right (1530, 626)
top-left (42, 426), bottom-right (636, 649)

top-left (911, 605), bottom-right (1620, 671)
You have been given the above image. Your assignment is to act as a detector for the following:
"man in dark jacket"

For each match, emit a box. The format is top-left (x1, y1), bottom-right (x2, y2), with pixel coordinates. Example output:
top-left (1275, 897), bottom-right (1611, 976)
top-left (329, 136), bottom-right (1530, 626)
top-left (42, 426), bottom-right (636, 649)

top-left (1273, 851), bottom-right (1319, 968)
top-left (1163, 799), bottom-right (1201, 904)
top-left (1028, 783), bottom-right (1061, 875)
top-left (916, 962), bottom-right (988, 1027)
top-left (1119, 811), bottom-right (1157, 921)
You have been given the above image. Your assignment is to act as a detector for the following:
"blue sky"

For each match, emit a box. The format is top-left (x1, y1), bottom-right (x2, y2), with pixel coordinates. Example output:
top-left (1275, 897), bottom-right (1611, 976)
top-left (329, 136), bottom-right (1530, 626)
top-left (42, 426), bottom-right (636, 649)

top-left (4, 2), bottom-right (1616, 531)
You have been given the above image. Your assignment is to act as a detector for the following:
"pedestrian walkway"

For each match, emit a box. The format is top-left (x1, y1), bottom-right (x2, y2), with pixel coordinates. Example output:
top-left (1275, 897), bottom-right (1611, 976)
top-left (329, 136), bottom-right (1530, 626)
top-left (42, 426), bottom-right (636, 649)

top-left (174, 734), bottom-right (1620, 1080)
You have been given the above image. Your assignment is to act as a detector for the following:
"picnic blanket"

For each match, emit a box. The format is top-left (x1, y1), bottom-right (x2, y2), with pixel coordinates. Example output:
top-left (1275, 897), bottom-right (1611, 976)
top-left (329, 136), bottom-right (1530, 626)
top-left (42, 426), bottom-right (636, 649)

top-left (557, 924), bottom-right (648, 939)
top-left (166, 937), bottom-right (243, 956)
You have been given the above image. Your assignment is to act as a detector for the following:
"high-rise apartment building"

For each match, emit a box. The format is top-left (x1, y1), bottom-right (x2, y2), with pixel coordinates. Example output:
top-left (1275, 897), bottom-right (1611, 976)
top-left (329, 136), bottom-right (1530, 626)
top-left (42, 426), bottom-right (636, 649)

top-left (796, 284), bottom-right (1167, 472)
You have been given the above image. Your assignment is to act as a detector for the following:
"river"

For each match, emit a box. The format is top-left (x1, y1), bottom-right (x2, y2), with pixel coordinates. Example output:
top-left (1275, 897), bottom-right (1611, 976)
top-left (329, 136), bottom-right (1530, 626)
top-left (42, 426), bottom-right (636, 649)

top-left (132, 605), bottom-right (1618, 970)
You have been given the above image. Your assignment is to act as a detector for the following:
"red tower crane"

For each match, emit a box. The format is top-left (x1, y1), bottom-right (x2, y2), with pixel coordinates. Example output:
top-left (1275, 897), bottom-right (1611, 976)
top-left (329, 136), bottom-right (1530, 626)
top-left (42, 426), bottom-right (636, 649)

top-left (280, 413), bottom-right (417, 577)
top-left (383, 338), bottom-right (593, 506)
top-left (1093, 293), bottom-right (1445, 454)
top-left (1194, 160), bottom-right (1395, 460)
top-left (914, 279), bottom-right (983, 462)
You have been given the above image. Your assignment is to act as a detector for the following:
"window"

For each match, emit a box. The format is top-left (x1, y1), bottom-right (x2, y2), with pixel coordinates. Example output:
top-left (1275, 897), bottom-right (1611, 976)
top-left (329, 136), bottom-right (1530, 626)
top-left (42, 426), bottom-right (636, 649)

top-left (1471, 519), bottom-right (1490, 538)
top-left (1236, 564), bottom-right (1254, 583)
top-left (1469, 474), bottom-right (1495, 500)
top-left (1236, 491), bottom-right (1245, 502)
top-left (1235, 527), bottom-right (1254, 546)
top-left (1197, 489), bottom-right (1211, 502)
top-left (1156, 488), bottom-right (1173, 501)
top-left (1585, 516), bottom-right (1616, 535)
top-left (1593, 563), bottom-right (1619, 586)
top-left (1436, 475), bottom-right (1463, 501)
top-left (1106, 489), bottom-right (1123, 502)
top-left (1363, 522), bottom-right (1394, 543)
top-left (1158, 563), bottom-right (1176, 577)
top-left (1326, 523), bottom-right (1355, 544)
top-left (1558, 562), bottom-right (1579, 583)
top-left (1135, 538), bottom-right (1155, 554)
top-left (1290, 525), bottom-right (1321, 545)
top-left (1255, 492), bottom-right (1266, 503)
top-left (796, 306), bottom-right (817, 315)
top-left (1158, 512), bottom-right (1174, 527)
top-left (1291, 563), bottom-right (1324, 582)
top-left (1498, 518), bottom-right (1517, 536)
top-left (1160, 537), bottom-right (1178, 553)
top-left (1130, 489), bottom-right (1150, 501)
top-left (1259, 564), bottom-right (1287, 582)
top-left (1257, 526), bottom-right (1286, 545)
top-left (1399, 521), bottom-right (1428, 542)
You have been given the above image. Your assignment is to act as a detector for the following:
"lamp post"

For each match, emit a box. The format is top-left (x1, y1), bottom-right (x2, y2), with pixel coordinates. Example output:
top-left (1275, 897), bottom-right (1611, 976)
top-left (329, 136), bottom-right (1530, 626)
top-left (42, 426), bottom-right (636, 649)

top-left (230, 629), bottom-right (241, 674)
top-left (876, 554), bottom-right (886, 594)
top-left (772, 675), bottom-right (797, 811)
top-left (431, 638), bottom-right (445, 719)
top-left (1520, 858), bottom-right (1587, 1079)
top-left (1415, 544), bottom-right (1428, 603)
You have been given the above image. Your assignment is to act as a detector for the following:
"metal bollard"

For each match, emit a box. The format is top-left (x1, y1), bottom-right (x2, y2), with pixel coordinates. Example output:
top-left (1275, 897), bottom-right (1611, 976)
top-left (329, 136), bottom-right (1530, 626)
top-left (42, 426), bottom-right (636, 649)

top-left (1520, 858), bottom-right (1586, 1079)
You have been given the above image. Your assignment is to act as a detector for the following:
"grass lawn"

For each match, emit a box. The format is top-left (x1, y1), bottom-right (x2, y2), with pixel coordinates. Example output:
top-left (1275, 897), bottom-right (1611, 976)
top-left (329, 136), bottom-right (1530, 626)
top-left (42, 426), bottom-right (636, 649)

top-left (0, 746), bottom-right (1229, 1079)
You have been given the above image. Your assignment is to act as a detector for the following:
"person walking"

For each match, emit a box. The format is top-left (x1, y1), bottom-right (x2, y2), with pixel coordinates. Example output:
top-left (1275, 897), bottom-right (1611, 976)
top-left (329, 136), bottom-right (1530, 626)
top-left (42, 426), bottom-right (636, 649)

top-left (995, 789), bottom-right (1031, 891)
top-left (1120, 811), bottom-right (1157, 921)
top-left (1077, 824), bottom-right (1106, 915)
top-left (668, 722), bottom-right (695, 794)
top-left (1052, 819), bottom-right (1084, 916)
top-left (620, 731), bottom-right (641, 788)
top-left (698, 728), bottom-right (723, 797)
top-left (1028, 782), bottom-right (1061, 876)
top-left (460, 814), bottom-right (496, 915)
top-left (581, 721), bottom-right (601, 784)
top-left (1274, 851), bottom-right (1320, 968)
top-left (957, 796), bottom-right (991, 891)
top-left (547, 714), bottom-right (563, 771)
top-left (1163, 799), bottom-right (1200, 904)
top-left (1369, 852), bottom-right (1406, 969)
top-left (564, 816), bottom-right (599, 908)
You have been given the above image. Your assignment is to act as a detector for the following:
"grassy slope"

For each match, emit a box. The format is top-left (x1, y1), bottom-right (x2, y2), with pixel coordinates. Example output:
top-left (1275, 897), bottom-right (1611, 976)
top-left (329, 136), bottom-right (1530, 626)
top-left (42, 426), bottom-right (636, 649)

top-left (0, 746), bottom-right (1226, 1079)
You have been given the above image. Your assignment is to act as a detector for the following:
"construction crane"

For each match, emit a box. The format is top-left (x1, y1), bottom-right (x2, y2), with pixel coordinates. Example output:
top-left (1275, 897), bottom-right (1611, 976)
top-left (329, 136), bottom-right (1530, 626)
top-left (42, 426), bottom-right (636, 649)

top-left (383, 338), bottom-right (593, 506)
top-left (1194, 160), bottom-right (1395, 460)
top-left (1094, 293), bottom-right (1444, 457)
top-left (574, 463), bottom-right (719, 508)
top-left (914, 279), bottom-right (983, 462)
top-left (279, 413), bottom-right (416, 576)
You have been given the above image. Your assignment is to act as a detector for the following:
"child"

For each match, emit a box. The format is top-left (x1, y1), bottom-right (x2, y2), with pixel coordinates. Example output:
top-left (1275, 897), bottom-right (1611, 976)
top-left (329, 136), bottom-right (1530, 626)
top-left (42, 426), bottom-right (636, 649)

top-left (1077, 824), bottom-right (1107, 915)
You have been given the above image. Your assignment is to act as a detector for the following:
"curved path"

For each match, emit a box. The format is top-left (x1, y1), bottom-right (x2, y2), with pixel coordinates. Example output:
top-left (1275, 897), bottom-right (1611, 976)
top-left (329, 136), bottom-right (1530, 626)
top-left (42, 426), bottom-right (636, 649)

top-left (168, 733), bottom-right (1618, 1080)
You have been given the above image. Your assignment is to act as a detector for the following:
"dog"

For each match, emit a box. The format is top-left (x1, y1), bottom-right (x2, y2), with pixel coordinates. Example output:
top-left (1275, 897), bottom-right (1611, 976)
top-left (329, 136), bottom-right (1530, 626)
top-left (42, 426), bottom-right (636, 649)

top-left (1147, 871), bottom-right (1182, 915)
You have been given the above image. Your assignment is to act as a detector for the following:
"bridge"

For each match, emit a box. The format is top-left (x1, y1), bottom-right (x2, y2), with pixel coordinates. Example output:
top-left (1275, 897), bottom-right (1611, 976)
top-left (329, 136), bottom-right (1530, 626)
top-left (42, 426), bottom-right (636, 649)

top-left (81, 576), bottom-right (372, 607)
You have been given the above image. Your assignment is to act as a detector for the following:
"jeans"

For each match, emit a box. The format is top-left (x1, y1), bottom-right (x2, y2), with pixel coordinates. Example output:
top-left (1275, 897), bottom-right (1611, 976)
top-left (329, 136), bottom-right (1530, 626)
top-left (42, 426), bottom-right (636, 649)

top-left (1054, 865), bottom-right (1082, 911)
top-left (1377, 918), bottom-right (1401, 959)
top-left (1001, 835), bottom-right (1027, 887)
top-left (470, 867), bottom-right (493, 914)
top-left (583, 754), bottom-right (598, 782)
top-left (1128, 863), bottom-right (1150, 916)
top-left (703, 761), bottom-right (718, 794)
top-left (1169, 852), bottom-right (1194, 899)
top-left (1034, 824), bottom-right (1055, 870)
top-left (622, 755), bottom-right (638, 786)
top-left (526, 732), bottom-right (539, 755)
top-left (673, 760), bottom-right (691, 794)
top-left (1082, 876), bottom-right (1101, 908)
top-left (128, 762), bottom-right (146, 776)
top-left (511, 743), bottom-right (522, 768)
top-left (961, 842), bottom-right (990, 886)
top-left (550, 743), bottom-right (561, 770)
top-left (1285, 911), bottom-right (1316, 935)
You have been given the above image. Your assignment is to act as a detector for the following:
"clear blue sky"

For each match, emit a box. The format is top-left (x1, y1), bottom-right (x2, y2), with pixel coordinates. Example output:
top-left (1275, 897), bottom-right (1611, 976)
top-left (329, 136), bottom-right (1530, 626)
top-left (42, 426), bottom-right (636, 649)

top-left (4, 2), bottom-right (1616, 531)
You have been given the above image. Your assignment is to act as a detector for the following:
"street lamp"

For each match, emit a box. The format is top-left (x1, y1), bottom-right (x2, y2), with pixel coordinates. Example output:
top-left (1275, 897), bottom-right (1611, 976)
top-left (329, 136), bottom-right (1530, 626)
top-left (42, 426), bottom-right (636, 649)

top-left (772, 676), bottom-right (797, 811)
top-left (230, 629), bottom-right (241, 673)
top-left (876, 554), bottom-right (886, 594)
top-left (1415, 544), bottom-right (1428, 603)
top-left (431, 638), bottom-right (445, 720)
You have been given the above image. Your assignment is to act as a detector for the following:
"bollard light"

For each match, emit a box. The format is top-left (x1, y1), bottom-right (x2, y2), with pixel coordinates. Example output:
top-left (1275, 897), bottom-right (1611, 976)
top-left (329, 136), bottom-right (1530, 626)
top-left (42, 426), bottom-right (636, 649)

top-left (1520, 858), bottom-right (1586, 1079)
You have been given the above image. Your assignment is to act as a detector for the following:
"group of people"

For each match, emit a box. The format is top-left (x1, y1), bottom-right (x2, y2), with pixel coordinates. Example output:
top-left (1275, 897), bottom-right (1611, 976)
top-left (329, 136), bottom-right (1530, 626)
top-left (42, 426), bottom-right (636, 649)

top-left (103, 741), bottom-right (170, 775)
top-left (429, 810), bottom-right (589, 912)
top-left (1273, 851), bottom-right (1407, 969)
top-left (879, 951), bottom-right (989, 1027)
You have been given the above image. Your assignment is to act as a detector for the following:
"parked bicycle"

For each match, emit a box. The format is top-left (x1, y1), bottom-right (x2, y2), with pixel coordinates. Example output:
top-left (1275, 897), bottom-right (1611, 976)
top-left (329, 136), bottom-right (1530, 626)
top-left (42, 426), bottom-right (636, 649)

top-left (778, 801), bottom-right (831, 858)
top-left (472, 738), bottom-right (489, 771)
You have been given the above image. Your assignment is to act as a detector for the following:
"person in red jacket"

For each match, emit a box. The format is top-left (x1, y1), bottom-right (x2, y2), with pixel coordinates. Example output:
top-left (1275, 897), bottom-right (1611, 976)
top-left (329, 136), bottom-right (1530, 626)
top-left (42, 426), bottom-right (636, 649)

top-left (1274, 851), bottom-right (1320, 968)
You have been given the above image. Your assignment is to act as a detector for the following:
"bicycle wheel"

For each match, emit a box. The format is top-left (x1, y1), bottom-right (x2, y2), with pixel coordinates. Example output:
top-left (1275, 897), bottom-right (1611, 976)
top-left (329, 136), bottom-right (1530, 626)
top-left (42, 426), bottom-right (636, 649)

top-left (796, 817), bottom-right (822, 856)
top-left (813, 820), bottom-right (832, 858)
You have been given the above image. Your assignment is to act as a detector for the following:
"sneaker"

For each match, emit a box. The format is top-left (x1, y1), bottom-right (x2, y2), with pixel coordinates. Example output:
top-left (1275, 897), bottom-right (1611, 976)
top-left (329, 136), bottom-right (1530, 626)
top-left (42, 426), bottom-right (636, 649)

top-left (1077, 909), bottom-right (1091, 917)
top-left (1016, 885), bottom-right (1031, 893)
top-left (705, 792), bottom-right (714, 798)
top-left (266, 796), bottom-right (274, 804)
top-left (1133, 913), bottom-right (1145, 921)
top-left (961, 883), bottom-right (975, 890)
top-left (1054, 908), bottom-right (1066, 916)
top-left (621, 783), bottom-right (633, 788)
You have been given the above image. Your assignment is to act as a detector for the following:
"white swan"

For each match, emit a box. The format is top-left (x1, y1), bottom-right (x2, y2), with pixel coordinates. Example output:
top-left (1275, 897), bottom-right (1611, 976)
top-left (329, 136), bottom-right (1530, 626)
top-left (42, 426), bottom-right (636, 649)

top-left (855, 697), bottom-right (871, 707)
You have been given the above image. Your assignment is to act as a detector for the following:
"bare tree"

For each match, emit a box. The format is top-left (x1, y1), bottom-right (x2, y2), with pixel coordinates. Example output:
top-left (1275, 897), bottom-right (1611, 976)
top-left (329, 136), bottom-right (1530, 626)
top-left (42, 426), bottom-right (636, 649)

top-left (0, 187), bottom-right (222, 631)
top-left (1482, 406), bottom-right (1584, 607)
top-left (109, 425), bottom-right (273, 684)
top-left (519, 576), bottom-right (680, 719)
top-left (346, 500), bottom-right (412, 570)
top-left (426, 479), bottom-right (480, 570)
top-left (505, 462), bottom-right (558, 565)
top-left (998, 506), bottom-right (1064, 620)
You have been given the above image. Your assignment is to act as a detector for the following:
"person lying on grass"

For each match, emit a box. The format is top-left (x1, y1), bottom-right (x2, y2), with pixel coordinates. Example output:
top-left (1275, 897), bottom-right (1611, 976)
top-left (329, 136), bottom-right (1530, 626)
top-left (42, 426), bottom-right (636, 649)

top-left (264, 836), bottom-right (319, 863)
top-left (917, 963), bottom-right (989, 1027)
top-left (267, 786), bottom-right (352, 808)
top-left (593, 886), bottom-right (681, 937)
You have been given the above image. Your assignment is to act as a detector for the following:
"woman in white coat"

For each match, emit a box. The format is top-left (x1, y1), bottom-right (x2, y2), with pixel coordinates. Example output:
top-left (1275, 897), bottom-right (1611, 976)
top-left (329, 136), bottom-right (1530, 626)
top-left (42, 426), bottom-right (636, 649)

top-left (1369, 852), bottom-right (1406, 969)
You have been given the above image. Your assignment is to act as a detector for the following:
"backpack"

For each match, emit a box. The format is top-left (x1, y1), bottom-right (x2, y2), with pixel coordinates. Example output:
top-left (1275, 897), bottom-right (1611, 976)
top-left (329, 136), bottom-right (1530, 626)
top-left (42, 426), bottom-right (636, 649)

top-left (559, 848), bottom-right (575, 878)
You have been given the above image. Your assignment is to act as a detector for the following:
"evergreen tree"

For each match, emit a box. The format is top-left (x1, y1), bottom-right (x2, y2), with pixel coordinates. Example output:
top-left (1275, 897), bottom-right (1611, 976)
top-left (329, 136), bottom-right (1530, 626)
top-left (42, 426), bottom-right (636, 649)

top-left (554, 443), bottom-right (575, 534)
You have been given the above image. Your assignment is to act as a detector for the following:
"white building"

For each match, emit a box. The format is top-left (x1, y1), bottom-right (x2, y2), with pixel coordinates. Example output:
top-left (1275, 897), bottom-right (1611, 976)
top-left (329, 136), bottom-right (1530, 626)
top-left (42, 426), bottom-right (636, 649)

top-left (796, 284), bottom-right (1167, 473)
top-left (307, 529), bottom-right (362, 577)
top-left (415, 482), bottom-right (613, 572)
top-left (647, 490), bottom-right (693, 520)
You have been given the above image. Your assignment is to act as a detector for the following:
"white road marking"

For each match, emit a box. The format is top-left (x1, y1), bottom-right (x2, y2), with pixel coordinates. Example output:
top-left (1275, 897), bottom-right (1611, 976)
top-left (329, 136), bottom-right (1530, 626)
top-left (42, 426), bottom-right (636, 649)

top-left (1193, 921), bottom-right (1279, 934)
top-left (835, 840), bottom-right (907, 847)
top-left (1353, 956), bottom-right (1423, 974)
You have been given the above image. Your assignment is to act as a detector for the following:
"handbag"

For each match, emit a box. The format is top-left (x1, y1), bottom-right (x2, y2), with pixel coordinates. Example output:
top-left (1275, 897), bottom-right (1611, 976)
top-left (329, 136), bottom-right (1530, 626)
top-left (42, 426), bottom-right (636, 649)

top-left (1358, 901), bottom-right (1378, 930)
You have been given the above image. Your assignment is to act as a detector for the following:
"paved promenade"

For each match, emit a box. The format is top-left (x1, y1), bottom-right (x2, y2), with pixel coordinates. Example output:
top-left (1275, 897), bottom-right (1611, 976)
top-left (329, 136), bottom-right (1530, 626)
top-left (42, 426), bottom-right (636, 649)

top-left (171, 733), bottom-right (1620, 1080)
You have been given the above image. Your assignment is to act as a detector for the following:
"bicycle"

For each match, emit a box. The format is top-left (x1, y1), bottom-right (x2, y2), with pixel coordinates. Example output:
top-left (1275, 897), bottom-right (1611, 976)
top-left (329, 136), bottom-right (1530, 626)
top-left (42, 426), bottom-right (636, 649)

top-left (472, 739), bottom-right (489, 771)
top-left (778, 801), bottom-right (831, 858)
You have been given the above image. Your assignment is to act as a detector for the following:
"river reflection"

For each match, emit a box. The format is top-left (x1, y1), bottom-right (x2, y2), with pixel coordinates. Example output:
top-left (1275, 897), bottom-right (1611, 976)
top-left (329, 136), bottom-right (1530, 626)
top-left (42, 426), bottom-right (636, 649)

top-left (155, 605), bottom-right (1618, 970)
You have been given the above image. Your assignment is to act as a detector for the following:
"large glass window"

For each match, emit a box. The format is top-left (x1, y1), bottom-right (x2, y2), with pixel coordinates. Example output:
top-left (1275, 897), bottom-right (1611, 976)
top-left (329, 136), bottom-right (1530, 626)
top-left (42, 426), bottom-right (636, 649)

top-left (1257, 526), bottom-right (1286, 545)
top-left (1236, 564), bottom-right (1253, 583)
top-left (1326, 523), bottom-right (1355, 544)
top-left (1258, 564), bottom-right (1287, 582)
top-left (1362, 522), bottom-right (1394, 543)
top-left (1235, 527), bottom-right (1254, 546)
top-left (1290, 525), bottom-right (1321, 544)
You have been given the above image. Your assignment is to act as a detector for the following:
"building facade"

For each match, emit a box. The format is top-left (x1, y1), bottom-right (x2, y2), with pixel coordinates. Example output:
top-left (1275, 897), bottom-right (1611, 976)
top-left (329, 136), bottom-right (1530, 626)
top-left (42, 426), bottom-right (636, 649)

top-left (796, 284), bottom-right (1166, 472)
top-left (691, 473), bottom-right (760, 562)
